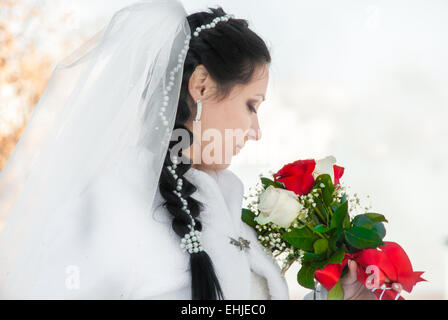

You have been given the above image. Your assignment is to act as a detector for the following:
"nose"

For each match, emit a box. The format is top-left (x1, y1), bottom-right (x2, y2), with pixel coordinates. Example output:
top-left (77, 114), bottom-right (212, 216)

top-left (247, 117), bottom-right (262, 141)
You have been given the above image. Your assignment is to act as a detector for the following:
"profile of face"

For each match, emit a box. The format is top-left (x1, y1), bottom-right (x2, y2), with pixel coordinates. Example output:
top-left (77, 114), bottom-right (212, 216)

top-left (181, 63), bottom-right (269, 170)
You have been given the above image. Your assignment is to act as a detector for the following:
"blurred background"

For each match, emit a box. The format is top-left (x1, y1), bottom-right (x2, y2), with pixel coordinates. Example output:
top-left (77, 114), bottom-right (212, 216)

top-left (0, 0), bottom-right (446, 299)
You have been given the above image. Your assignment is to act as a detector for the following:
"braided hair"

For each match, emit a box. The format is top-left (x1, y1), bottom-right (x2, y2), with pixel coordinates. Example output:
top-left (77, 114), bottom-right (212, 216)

top-left (157, 6), bottom-right (271, 300)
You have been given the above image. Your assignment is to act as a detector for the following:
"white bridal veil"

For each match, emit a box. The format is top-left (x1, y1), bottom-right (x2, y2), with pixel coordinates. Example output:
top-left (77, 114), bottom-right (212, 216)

top-left (0, 0), bottom-right (189, 297)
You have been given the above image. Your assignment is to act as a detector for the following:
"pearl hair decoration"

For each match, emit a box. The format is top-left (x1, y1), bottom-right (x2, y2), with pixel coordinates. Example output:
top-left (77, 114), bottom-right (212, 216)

top-left (168, 155), bottom-right (204, 254)
top-left (160, 14), bottom-right (234, 254)
top-left (156, 14), bottom-right (234, 137)
top-left (193, 14), bottom-right (234, 37)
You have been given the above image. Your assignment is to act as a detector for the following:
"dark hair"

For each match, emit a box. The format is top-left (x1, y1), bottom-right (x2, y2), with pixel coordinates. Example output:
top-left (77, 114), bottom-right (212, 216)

top-left (157, 6), bottom-right (271, 300)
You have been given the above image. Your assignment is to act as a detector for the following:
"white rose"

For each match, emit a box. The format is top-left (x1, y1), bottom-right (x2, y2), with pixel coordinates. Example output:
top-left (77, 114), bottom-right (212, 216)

top-left (254, 185), bottom-right (304, 228)
top-left (313, 155), bottom-right (337, 181)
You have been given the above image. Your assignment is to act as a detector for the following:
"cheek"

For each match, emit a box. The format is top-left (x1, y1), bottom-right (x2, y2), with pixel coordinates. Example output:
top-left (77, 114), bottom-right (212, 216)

top-left (220, 107), bottom-right (251, 156)
top-left (201, 104), bottom-right (250, 159)
top-left (222, 104), bottom-right (251, 130)
top-left (219, 105), bottom-right (251, 145)
top-left (205, 103), bottom-right (250, 134)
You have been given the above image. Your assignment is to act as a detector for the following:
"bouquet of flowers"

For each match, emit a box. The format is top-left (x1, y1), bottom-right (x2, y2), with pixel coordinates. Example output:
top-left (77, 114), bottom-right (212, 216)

top-left (241, 156), bottom-right (426, 300)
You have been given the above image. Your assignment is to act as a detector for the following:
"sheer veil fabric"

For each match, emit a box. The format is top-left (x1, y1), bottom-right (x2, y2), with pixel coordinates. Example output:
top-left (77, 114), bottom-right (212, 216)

top-left (0, 0), bottom-right (190, 297)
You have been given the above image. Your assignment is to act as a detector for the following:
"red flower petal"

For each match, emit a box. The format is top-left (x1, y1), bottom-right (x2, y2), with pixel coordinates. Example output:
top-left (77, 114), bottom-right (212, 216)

top-left (333, 165), bottom-right (344, 186)
top-left (378, 242), bottom-right (426, 293)
top-left (273, 159), bottom-right (316, 195)
top-left (314, 255), bottom-right (350, 291)
top-left (354, 249), bottom-right (395, 286)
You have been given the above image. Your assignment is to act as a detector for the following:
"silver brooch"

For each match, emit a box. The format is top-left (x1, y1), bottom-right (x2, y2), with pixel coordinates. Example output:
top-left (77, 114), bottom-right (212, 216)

top-left (229, 236), bottom-right (250, 251)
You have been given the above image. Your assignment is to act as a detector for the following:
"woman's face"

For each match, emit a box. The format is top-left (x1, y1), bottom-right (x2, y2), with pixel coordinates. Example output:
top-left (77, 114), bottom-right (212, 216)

top-left (182, 63), bottom-right (269, 170)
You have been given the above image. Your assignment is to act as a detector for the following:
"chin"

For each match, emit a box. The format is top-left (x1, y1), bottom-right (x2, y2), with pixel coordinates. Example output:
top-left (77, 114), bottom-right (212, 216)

top-left (196, 162), bottom-right (231, 171)
top-left (214, 163), bottom-right (231, 170)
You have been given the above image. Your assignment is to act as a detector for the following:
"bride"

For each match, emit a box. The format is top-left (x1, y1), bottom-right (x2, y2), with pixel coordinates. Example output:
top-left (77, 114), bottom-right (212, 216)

top-left (0, 0), bottom-right (402, 299)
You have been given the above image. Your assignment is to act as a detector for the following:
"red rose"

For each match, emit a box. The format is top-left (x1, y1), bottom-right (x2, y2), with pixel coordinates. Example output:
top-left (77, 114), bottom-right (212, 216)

top-left (333, 165), bottom-right (344, 186)
top-left (354, 242), bottom-right (426, 294)
top-left (273, 159), bottom-right (316, 196)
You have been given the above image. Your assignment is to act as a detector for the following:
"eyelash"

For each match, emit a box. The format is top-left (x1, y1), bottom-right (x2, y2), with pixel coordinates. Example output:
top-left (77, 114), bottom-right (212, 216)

top-left (247, 103), bottom-right (257, 114)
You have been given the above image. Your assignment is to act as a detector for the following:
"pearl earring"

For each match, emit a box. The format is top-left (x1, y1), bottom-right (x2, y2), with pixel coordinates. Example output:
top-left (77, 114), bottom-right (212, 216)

top-left (194, 99), bottom-right (202, 122)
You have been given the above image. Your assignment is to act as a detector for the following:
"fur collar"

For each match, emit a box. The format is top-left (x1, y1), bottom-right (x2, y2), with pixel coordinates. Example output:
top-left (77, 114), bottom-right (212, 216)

top-left (173, 167), bottom-right (290, 299)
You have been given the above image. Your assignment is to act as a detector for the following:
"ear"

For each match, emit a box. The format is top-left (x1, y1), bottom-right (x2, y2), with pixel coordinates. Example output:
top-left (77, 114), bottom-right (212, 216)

top-left (188, 64), bottom-right (211, 101)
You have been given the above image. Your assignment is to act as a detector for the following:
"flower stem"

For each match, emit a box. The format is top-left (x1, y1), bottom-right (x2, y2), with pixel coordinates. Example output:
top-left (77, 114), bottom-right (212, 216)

top-left (299, 219), bottom-right (329, 240)
top-left (325, 202), bottom-right (334, 218)
top-left (313, 206), bottom-right (326, 224)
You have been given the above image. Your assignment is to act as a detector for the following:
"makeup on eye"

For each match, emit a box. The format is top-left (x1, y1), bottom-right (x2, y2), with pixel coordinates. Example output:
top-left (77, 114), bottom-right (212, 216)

top-left (247, 96), bottom-right (264, 113)
top-left (247, 102), bottom-right (257, 113)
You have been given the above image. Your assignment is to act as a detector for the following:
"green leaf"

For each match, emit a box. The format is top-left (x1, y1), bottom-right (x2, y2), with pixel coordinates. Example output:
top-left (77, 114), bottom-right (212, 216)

top-left (352, 214), bottom-right (386, 240)
top-left (328, 230), bottom-right (343, 251)
top-left (313, 174), bottom-right (336, 206)
top-left (260, 177), bottom-right (284, 189)
top-left (302, 252), bottom-right (328, 269)
top-left (314, 224), bottom-right (330, 233)
top-left (327, 246), bottom-right (346, 264)
top-left (241, 208), bottom-right (257, 228)
top-left (374, 222), bottom-right (386, 239)
top-left (342, 214), bottom-right (351, 229)
top-left (344, 226), bottom-right (384, 249)
top-left (352, 214), bottom-right (373, 228)
top-left (297, 264), bottom-right (316, 289)
top-left (330, 200), bottom-right (348, 230)
top-left (282, 227), bottom-right (316, 251)
top-left (352, 213), bottom-right (388, 226)
top-left (311, 260), bottom-right (329, 269)
top-left (302, 252), bottom-right (325, 262)
top-left (364, 212), bottom-right (388, 223)
top-left (313, 238), bottom-right (328, 255)
top-left (327, 279), bottom-right (344, 300)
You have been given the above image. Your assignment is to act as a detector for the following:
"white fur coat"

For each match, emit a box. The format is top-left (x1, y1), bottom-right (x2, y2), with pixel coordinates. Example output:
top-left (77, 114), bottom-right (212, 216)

top-left (1, 147), bottom-right (290, 299)
top-left (140, 166), bottom-right (291, 299)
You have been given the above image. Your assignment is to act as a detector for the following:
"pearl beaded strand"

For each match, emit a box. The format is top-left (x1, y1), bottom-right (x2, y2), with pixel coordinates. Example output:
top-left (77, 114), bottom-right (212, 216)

top-left (156, 29), bottom-right (192, 142)
top-left (167, 155), bottom-right (204, 254)
top-left (164, 15), bottom-right (234, 254)
top-left (192, 14), bottom-right (234, 37)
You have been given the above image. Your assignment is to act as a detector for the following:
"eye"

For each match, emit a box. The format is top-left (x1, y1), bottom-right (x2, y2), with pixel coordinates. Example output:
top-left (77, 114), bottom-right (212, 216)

top-left (247, 102), bottom-right (257, 114)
